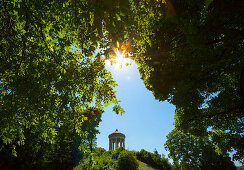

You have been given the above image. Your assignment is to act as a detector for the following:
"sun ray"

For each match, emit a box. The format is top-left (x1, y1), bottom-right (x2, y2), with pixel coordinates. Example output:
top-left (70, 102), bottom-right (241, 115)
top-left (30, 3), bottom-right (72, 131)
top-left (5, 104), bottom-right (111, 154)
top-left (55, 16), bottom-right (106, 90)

top-left (109, 42), bottom-right (133, 69)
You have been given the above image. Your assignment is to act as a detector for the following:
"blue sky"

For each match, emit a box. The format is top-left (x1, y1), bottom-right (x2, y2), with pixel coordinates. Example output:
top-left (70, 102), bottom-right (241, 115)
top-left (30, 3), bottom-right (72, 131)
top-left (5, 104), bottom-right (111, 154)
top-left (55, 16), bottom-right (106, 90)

top-left (96, 60), bottom-right (175, 157)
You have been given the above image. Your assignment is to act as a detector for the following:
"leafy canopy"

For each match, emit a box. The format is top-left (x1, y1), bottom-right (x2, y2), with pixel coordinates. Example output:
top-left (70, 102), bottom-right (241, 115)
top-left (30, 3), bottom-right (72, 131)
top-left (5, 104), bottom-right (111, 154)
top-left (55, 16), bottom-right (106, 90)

top-left (0, 0), bottom-right (132, 160)
top-left (128, 0), bottom-right (244, 163)
top-left (165, 128), bottom-right (236, 170)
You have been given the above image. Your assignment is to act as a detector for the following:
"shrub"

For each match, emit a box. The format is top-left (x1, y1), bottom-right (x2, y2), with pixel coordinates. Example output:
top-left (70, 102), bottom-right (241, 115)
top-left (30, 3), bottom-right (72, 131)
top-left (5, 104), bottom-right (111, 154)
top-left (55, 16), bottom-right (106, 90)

top-left (136, 149), bottom-right (171, 170)
top-left (74, 147), bottom-right (118, 170)
top-left (118, 151), bottom-right (139, 170)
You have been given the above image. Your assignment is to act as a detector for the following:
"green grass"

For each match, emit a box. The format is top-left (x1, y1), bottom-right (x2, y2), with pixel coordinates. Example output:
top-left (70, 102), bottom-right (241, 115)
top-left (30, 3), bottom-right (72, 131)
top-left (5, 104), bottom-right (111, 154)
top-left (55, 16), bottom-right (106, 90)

top-left (138, 160), bottom-right (156, 170)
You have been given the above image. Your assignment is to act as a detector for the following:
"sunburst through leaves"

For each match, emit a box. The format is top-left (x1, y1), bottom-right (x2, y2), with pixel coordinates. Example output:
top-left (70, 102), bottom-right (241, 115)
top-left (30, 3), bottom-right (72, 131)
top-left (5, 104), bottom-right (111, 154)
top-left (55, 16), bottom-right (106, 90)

top-left (109, 42), bottom-right (134, 68)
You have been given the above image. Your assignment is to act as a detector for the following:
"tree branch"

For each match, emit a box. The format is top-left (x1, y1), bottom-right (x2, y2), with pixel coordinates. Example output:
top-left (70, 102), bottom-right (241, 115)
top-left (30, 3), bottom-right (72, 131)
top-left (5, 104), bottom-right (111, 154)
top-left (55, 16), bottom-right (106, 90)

top-left (186, 105), bottom-right (243, 124)
top-left (205, 106), bottom-right (243, 119)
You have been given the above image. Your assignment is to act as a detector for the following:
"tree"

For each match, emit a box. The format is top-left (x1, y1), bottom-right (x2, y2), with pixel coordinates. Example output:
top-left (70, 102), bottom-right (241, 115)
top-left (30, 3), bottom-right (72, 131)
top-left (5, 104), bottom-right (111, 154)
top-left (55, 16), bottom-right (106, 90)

top-left (165, 129), bottom-right (236, 170)
top-left (153, 148), bottom-right (160, 158)
top-left (1, 0), bottom-right (131, 168)
top-left (82, 113), bottom-right (102, 151)
top-left (73, 112), bottom-right (103, 165)
top-left (129, 0), bottom-right (244, 163)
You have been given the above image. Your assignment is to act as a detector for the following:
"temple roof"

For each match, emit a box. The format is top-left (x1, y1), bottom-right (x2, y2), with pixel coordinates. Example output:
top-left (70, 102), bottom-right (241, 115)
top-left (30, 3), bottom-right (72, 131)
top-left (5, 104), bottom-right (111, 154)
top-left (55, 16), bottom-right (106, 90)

top-left (108, 129), bottom-right (126, 138)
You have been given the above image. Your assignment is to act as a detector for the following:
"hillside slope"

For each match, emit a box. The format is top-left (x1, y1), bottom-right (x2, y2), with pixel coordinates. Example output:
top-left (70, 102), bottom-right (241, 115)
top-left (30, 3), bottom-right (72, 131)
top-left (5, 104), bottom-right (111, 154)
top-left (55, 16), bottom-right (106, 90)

top-left (138, 160), bottom-right (157, 170)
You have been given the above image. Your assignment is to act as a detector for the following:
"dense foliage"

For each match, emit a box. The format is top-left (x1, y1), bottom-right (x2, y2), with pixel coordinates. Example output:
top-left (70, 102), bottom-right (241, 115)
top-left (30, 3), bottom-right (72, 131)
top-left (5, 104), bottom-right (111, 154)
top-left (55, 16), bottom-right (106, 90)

top-left (129, 0), bottom-right (244, 164)
top-left (1, 0), bottom-right (129, 168)
top-left (75, 147), bottom-right (171, 170)
top-left (73, 113), bottom-right (102, 166)
top-left (0, 108), bottom-right (103, 169)
top-left (165, 129), bottom-right (236, 170)
top-left (135, 149), bottom-right (171, 170)
top-left (237, 166), bottom-right (244, 170)
top-left (74, 147), bottom-right (123, 170)
top-left (117, 151), bottom-right (139, 170)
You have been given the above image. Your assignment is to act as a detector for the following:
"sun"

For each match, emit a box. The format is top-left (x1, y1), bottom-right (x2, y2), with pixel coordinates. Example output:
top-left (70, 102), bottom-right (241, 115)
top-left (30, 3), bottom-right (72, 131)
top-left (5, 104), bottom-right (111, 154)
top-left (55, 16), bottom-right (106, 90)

top-left (115, 48), bottom-right (125, 63)
top-left (110, 41), bottom-right (133, 68)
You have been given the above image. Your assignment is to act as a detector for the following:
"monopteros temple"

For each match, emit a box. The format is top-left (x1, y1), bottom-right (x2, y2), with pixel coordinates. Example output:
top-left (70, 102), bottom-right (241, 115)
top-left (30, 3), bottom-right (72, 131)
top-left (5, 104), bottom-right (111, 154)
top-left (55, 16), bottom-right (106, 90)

top-left (108, 129), bottom-right (125, 150)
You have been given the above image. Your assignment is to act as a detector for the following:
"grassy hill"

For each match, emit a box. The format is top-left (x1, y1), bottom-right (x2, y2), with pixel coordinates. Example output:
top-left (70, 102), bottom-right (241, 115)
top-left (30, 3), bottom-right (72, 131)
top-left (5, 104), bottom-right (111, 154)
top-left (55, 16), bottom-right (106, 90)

top-left (74, 147), bottom-right (171, 170)
top-left (138, 160), bottom-right (157, 170)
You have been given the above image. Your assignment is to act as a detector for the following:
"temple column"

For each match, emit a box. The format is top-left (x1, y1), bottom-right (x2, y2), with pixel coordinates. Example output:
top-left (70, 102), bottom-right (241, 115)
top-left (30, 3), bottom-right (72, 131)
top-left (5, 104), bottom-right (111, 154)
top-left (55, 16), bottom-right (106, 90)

top-left (116, 138), bottom-right (118, 149)
top-left (110, 139), bottom-right (112, 150)
top-left (112, 139), bottom-right (114, 150)
top-left (114, 139), bottom-right (116, 150)
top-left (114, 138), bottom-right (116, 150)
top-left (109, 139), bottom-right (111, 150)
top-left (118, 138), bottom-right (120, 148)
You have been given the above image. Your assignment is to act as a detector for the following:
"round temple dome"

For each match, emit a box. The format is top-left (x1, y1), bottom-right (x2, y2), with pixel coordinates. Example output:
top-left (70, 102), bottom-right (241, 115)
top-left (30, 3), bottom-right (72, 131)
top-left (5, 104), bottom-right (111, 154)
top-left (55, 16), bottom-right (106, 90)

top-left (108, 129), bottom-right (126, 150)
top-left (109, 129), bottom-right (126, 138)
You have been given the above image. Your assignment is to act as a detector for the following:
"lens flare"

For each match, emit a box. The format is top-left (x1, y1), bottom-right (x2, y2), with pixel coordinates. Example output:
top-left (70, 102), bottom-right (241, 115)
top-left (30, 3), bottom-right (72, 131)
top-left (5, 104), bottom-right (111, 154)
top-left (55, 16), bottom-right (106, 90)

top-left (115, 48), bottom-right (125, 63)
top-left (110, 42), bottom-right (133, 69)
